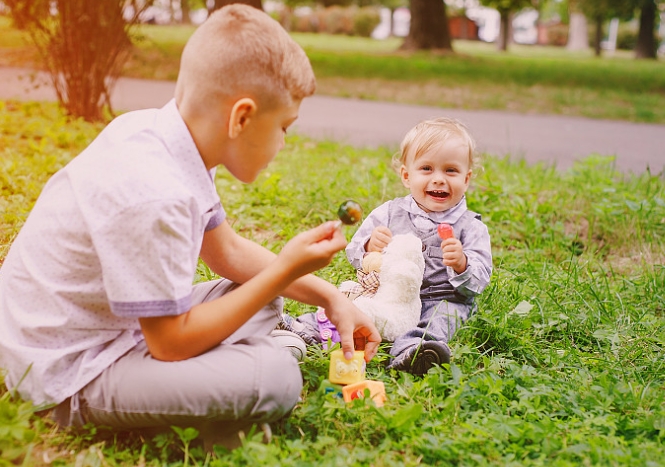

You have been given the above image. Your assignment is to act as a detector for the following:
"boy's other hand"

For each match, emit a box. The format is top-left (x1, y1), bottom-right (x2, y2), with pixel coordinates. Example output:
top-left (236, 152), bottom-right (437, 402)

top-left (441, 238), bottom-right (467, 273)
top-left (324, 296), bottom-right (381, 362)
top-left (366, 226), bottom-right (392, 253)
top-left (278, 221), bottom-right (347, 280)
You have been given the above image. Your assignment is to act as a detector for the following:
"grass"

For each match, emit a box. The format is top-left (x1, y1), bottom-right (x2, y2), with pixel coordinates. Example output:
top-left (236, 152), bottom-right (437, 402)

top-left (1, 100), bottom-right (664, 466)
top-left (1, 16), bottom-right (665, 123)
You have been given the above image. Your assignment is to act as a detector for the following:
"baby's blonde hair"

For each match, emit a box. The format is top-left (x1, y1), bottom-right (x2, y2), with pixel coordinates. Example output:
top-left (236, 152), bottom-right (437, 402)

top-left (393, 117), bottom-right (478, 174)
top-left (176, 4), bottom-right (316, 109)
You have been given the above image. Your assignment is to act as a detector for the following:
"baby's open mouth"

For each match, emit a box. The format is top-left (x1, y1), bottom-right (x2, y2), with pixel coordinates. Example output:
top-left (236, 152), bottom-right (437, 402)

top-left (427, 190), bottom-right (449, 199)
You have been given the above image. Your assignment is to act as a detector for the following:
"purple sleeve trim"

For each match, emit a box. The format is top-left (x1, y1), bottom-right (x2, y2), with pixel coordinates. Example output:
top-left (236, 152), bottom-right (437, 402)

top-left (110, 294), bottom-right (192, 318)
top-left (205, 204), bottom-right (225, 231)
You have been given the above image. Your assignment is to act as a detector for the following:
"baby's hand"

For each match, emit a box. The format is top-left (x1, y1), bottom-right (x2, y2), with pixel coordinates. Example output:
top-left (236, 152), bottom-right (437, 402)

top-left (366, 226), bottom-right (392, 253)
top-left (441, 238), bottom-right (467, 274)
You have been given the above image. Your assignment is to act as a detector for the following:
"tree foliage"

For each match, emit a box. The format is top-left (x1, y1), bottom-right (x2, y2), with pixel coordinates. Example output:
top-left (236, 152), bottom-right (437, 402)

top-left (577, 0), bottom-right (660, 59)
top-left (578, 0), bottom-right (634, 55)
top-left (4, 0), bottom-right (152, 122)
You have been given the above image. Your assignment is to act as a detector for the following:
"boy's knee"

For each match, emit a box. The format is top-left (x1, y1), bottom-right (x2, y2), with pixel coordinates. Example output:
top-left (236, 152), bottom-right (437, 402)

top-left (256, 344), bottom-right (302, 421)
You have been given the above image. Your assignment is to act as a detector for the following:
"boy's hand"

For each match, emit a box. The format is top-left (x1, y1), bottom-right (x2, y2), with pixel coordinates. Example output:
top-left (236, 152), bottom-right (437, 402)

top-left (323, 295), bottom-right (381, 362)
top-left (277, 221), bottom-right (347, 280)
top-left (279, 222), bottom-right (381, 361)
top-left (366, 226), bottom-right (392, 253)
top-left (441, 238), bottom-right (467, 274)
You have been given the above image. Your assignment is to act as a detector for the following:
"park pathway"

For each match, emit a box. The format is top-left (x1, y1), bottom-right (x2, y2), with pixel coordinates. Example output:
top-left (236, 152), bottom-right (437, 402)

top-left (1, 66), bottom-right (663, 175)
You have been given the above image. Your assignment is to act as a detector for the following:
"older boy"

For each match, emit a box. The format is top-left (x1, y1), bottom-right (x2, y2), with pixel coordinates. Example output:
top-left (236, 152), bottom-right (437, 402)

top-left (0, 4), bottom-right (380, 446)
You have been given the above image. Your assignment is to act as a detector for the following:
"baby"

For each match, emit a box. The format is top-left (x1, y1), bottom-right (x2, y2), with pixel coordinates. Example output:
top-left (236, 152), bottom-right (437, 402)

top-left (285, 117), bottom-right (492, 376)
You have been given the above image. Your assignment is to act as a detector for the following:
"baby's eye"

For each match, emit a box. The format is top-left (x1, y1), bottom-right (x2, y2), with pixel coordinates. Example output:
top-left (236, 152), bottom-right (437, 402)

top-left (446, 167), bottom-right (459, 173)
top-left (420, 165), bottom-right (432, 172)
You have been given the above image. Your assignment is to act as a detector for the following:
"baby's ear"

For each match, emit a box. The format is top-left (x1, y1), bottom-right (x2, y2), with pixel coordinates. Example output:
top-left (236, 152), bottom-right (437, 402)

top-left (464, 169), bottom-right (473, 185)
top-left (399, 165), bottom-right (410, 188)
top-left (228, 98), bottom-right (257, 138)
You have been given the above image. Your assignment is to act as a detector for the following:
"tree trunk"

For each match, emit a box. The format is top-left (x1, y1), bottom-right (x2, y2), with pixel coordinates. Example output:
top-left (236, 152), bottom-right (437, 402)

top-left (388, 8), bottom-right (395, 37)
top-left (209, 0), bottom-right (262, 13)
top-left (401, 0), bottom-right (453, 51)
top-left (593, 15), bottom-right (603, 57)
top-left (567, 12), bottom-right (589, 50)
top-left (496, 10), bottom-right (510, 51)
top-left (181, 0), bottom-right (191, 24)
top-left (635, 0), bottom-right (657, 59)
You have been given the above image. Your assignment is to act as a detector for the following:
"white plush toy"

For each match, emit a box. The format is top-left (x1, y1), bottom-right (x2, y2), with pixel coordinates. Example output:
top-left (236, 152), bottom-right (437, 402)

top-left (350, 233), bottom-right (425, 342)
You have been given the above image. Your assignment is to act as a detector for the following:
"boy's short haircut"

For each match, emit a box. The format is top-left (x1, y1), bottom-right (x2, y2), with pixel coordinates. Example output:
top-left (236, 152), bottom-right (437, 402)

top-left (393, 117), bottom-right (478, 173)
top-left (176, 4), bottom-right (316, 108)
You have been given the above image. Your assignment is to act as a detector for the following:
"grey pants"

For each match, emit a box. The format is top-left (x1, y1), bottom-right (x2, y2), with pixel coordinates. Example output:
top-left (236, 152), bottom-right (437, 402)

top-left (297, 298), bottom-right (472, 358)
top-left (389, 298), bottom-right (473, 357)
top-left (53, 279), bottom-right (302, 439)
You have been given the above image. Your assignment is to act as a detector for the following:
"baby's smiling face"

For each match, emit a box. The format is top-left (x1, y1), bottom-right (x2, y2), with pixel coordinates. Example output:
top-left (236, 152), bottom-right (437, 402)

top-left (399, 136), bottom-right (472, 213)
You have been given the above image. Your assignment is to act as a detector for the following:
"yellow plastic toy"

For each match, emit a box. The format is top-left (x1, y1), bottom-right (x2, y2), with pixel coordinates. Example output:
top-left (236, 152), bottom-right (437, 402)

top-left (328, 349), bottom-right (366, 385)
top-left (342, 380), bottom-right (387, 407)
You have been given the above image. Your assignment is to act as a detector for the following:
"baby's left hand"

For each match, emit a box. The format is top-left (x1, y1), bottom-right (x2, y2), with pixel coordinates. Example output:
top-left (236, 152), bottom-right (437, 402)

top-left (441, 238), bottom-right (467, 274)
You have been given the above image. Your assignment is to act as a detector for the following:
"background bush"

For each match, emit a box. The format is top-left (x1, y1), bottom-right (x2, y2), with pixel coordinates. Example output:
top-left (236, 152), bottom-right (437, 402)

top-left (290, 5), bottom-right (381, 37)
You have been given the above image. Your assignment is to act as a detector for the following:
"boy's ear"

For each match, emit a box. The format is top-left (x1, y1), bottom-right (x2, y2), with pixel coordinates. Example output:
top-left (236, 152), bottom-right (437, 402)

top-left (228, 98), bottom-right (257, 138)
top-left (399, 165), bottom-right (410, 188)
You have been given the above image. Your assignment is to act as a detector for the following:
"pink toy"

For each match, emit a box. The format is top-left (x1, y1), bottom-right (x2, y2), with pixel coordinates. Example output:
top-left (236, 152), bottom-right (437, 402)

top-left (316, 308), bottom-right (341, 348)
top-left (437, 223), bottom-right (454, 240)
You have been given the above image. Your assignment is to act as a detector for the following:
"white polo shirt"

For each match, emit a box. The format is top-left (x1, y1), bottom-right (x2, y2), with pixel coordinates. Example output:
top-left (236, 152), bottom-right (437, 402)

top-left (0, 99), bottom-right (224, 406)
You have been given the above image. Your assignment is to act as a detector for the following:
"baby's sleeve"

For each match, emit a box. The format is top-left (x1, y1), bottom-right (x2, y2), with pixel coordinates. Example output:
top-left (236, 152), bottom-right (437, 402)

top-left (448, 220), bottom-right (492, 297)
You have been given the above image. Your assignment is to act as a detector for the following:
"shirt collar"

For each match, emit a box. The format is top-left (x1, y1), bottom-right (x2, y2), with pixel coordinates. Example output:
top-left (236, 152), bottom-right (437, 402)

top-left (402, 194), bottom-right (468, 224)
top-left (154, 99), bottom-right (219, 212)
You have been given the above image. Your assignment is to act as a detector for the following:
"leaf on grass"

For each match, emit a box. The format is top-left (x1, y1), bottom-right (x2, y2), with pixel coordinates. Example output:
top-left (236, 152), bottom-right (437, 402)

top-left (592, 328), bottom-right (621, 345)
top-left (450, 363), bottom-right (463, 386)
top-left (508, 301), bottom-right (534, 316)
top-left (389, 404), bottom-right (423, 432)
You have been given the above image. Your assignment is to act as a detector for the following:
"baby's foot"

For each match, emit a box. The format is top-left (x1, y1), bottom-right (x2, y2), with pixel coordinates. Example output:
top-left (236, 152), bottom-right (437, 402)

top-left (388, 341), bottom-right (451, 376)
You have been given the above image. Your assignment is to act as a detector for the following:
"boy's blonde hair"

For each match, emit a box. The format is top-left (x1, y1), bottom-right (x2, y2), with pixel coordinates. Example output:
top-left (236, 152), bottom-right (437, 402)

top-left (393, 117), bottom-right (478, 173)
top-left (176, 4), bottom-right (316, 109)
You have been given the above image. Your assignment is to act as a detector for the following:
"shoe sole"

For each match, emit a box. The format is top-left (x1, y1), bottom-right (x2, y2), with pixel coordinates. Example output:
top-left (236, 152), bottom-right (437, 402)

top-left (411, 342), bottom-right (451, 376)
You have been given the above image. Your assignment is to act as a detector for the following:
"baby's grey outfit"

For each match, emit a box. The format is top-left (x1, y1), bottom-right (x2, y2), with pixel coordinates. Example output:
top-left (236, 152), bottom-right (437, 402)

top-left (385, 203), bottom-right (483, 357)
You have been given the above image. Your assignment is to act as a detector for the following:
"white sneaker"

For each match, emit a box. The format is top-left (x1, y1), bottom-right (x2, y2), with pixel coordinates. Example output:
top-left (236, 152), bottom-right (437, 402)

top-left (270, 329), bottom-right (307, 362)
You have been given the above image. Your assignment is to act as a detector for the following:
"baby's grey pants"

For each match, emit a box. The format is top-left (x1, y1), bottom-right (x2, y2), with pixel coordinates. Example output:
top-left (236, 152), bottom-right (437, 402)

top-left (389, 298), bottom-right (473, 357)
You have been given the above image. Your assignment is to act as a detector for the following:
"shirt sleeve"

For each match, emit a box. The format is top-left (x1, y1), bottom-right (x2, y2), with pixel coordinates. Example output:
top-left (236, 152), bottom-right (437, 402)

top-left (345, 201), bottom-right (392, 269)
top-left (93, 200), bottom-right (199, 318)
top-left (448, 219), bottom-right (493, 298)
